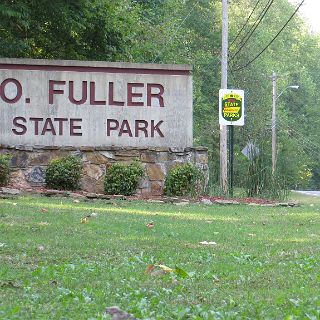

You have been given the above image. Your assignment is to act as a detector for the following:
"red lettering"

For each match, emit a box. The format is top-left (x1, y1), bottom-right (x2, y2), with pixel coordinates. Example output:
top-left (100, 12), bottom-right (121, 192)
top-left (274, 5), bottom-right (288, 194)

top-left (106, 119), bottom-right (164, 137)
top-left (54, 118), bottom-right (68, 135)
top-left (0, 78), bottom-right (22, 103)
top-left (127, 83), bottom-right (144, 107)
top-left (106, 119), bottom-right (119, 136)
top-left (151, 120), bottom-right (164, 137)
top-left (108, 82), bottom-right (124, 106)
top-left (12, 117), bottom-right (27, 135)
top-left (41, 118), bottom-right (56, 135)
top-left (30, 117), bottom-right (43, 135)
top-left (49, 80), bottom-right (65, 104)
top-left (69, 81), bottom-right (87, 105)
top-left (70, 118), bottom-right (82, 136)
top-left (90, 82), bottom-right (106, 105)
top-left (147, 84), bottom-right (164, 107)
top-left (135, 120), bottom-right (148, 137)
top-left (119, 120), bottom-right (133, 137)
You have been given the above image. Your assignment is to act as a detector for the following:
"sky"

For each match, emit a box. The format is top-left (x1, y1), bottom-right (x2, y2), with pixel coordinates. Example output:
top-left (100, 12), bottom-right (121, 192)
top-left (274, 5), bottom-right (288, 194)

top-left (289, 0), bottom-right (320, 33)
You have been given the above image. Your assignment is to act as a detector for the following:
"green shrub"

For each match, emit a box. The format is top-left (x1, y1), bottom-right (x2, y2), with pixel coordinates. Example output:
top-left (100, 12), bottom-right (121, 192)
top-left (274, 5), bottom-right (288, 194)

top-left (104, 161), bottom-right (144, 196)
top-left (164, 163), bottom-right (205, 197)
top-left (0, 154), bottom-right (11, 186)
top-left (45, 155), bottom-right (82, 190)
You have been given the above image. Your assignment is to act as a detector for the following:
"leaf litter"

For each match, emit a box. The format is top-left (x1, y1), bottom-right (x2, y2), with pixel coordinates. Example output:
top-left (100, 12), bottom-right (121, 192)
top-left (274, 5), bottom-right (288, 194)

top-left (80, 212), bottom-right (98, 223)
top-left (146, 264), bottom-right (189, 278)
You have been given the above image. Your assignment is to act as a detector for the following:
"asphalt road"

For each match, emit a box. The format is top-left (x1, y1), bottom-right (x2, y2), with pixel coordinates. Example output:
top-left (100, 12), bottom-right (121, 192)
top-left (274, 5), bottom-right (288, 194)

top-left (293, 190), bottom-right (320, 197)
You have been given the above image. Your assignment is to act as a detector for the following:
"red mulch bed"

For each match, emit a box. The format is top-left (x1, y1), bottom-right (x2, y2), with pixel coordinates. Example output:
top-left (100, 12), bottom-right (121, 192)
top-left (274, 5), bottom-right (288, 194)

top-left (6, 184), bottom-right (276, 205)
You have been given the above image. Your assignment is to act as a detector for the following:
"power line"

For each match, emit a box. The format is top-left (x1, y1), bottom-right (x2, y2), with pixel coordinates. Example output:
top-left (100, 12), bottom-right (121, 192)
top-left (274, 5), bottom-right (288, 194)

top-left (152, 0), bottom-right (201, 63)
top-left (262, 114), bottom-right (320, 166)
top-left (230, 0), bottom-right (274, 61)
top-left (277, 117), bottom-right (320, 153)
top-left (229, 0), bottom-right (263, 48)
top-left (234, 0), bottom-right (305, 71)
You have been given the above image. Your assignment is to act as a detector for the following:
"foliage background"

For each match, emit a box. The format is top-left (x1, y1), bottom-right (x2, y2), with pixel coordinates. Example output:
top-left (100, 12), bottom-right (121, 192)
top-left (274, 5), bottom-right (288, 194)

top-left (1, 0), bottom-right (319, 191)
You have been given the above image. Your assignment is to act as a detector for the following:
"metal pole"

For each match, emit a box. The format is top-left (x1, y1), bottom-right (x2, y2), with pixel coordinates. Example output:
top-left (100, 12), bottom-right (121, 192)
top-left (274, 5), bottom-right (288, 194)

top-left (220, 0), bottom-right (229, 194)
top-left (228, 125), bottom-right (234, 197)
top-left (271, 71), bottom-right (277, 176)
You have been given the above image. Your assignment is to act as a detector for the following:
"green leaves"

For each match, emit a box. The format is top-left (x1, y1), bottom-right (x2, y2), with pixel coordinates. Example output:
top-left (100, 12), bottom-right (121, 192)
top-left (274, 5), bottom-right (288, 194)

top-left (0, 0), bottom-right (139, 60)
top-left (174, 266), bottom-right (189, 278)
top-left (45, 155), bottom-right (82, 190)
top-left (104, 161), bottom-right (144, 196)
top-left (164, 163), bottom-right (205, 197)
top-left (0, 154), bottom-right (11, 187)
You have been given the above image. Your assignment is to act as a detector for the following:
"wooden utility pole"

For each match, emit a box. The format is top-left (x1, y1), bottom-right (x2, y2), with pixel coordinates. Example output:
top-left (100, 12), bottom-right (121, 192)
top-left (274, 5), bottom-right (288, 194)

top-left (271, 71), bottom-right (277, 176)
top-left (220, 0), bottom-right (229, 194)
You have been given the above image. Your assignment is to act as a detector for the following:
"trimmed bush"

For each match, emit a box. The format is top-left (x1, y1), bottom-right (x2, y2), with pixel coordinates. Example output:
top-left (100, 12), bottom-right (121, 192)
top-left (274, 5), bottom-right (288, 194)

top-left (45, 155), bottom-right (82, 190)
top-left (164, 163), bottom-right (204, 197)
top-left (0, 154), bottom-right (11, 186)
top-left (104, 161), bottom-right (144, 196)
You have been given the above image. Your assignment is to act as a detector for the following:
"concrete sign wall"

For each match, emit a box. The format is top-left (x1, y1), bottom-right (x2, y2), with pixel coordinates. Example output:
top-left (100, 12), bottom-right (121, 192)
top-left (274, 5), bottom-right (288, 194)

top-left (0, 59), bottom-right (192, 148)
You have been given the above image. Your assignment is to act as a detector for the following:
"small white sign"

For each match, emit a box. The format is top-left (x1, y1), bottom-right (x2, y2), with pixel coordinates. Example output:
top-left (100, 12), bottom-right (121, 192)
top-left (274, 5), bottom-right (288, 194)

top-left (242, 142), bottom-right (260, 160)
top-left (219, 89), bottom-right (245, 126)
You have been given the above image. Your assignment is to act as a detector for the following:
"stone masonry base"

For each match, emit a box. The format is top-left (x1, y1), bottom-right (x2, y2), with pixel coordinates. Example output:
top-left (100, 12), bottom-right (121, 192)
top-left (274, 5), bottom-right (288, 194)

top-left (0, 146), bottom-right (209, 195)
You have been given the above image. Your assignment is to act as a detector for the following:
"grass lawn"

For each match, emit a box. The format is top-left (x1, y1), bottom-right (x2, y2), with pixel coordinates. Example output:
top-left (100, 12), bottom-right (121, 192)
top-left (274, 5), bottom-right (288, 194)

top-left (0, 195), bottom-right (319, 319)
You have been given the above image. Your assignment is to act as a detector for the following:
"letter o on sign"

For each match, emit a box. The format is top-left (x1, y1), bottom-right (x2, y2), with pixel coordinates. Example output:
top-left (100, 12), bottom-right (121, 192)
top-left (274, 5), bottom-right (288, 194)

top-left (0, 78), bottom-right (22, 103)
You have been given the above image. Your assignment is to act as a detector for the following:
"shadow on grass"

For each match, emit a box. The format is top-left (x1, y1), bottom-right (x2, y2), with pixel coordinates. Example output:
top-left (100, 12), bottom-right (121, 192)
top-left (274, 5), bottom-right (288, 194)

top-left (0, 197), bottom-right (241, 222)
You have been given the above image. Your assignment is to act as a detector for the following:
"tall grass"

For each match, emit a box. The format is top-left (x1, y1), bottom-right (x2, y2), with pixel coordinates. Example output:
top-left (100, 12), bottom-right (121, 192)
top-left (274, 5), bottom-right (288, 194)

top-left (244, 147), bottom-right (289, 200)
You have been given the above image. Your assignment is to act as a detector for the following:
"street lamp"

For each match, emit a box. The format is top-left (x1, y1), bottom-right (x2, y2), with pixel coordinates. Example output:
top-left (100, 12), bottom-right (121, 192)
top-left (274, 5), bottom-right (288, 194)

top-left (277, 85), bottom-right (300, 99)
top-left (272, 71), bottom-right (299, 175)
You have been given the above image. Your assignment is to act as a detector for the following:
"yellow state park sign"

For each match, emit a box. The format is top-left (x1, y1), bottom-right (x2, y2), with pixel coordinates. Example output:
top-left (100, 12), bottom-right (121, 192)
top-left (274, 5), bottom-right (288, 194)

top-left (221, 93), bottom-right (243, 122)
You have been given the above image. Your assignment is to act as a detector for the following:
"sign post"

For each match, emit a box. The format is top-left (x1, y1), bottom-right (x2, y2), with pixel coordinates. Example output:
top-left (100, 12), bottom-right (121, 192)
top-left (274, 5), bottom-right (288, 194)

top-left (219, 89), bottom-right (245, 197)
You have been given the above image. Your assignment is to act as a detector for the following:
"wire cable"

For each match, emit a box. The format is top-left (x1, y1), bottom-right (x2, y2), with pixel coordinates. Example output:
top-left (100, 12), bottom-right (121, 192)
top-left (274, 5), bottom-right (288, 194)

top-left (152, 0), bottom-right (201, 63)
top-left (234, 0), bottom-right (305, 71)
top-left (230, 0), bottom-right (275, 60)
top-left (277, 116), bottom-right (320, 153)
top-left (229, 0), bottom-right (263, 48)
